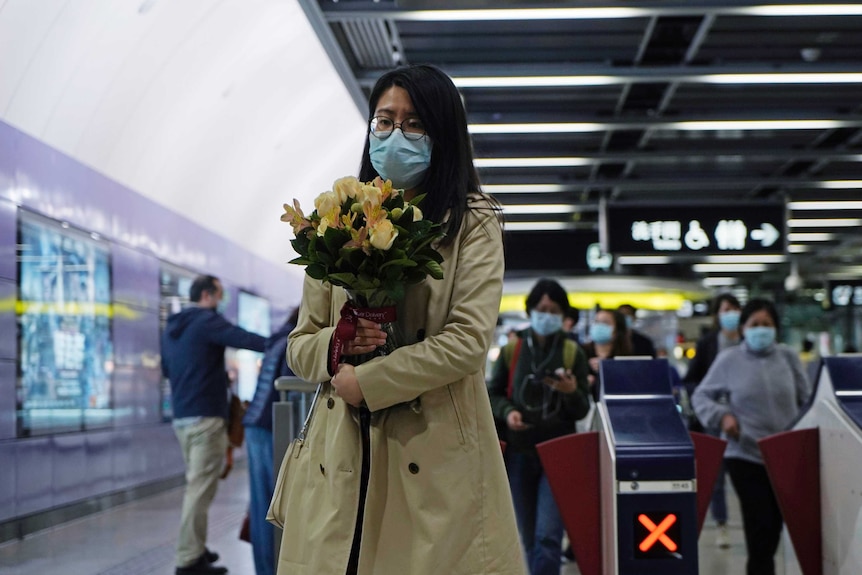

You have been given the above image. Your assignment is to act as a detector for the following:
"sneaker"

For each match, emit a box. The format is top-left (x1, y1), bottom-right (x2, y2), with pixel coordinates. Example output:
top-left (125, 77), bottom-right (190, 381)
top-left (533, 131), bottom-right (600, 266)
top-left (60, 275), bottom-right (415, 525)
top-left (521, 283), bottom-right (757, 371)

top-left (175, 553), bottom-right (228, 575)
top-left (716, 524), bottom-right (730, 549)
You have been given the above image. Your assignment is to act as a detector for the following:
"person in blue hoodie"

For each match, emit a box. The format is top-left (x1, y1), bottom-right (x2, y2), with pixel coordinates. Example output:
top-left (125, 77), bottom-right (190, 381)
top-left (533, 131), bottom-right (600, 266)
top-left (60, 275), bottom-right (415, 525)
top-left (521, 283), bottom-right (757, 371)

top-left (161, 275), bottom-right (267, 575)
top-left (242, 308), bottom-right (298, 575)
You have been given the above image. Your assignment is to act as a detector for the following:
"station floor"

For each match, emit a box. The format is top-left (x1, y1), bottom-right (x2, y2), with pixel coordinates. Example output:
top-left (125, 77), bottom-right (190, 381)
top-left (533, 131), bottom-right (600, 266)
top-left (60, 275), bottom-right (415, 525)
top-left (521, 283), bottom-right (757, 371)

top-left (0, 463), bottom-right (783, 575)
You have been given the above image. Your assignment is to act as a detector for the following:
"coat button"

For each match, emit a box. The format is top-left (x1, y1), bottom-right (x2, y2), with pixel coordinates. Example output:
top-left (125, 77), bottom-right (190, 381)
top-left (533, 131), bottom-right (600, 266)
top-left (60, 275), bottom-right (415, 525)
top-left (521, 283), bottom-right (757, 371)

top-left (408, 463), bottom-right (419, 474)
top-left (327, 397), bottom-right (335, 409)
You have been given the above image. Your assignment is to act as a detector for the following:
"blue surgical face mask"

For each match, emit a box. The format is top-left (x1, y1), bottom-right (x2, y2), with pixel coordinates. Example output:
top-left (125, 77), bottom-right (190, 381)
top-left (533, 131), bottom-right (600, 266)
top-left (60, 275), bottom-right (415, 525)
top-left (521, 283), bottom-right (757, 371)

top-left (530, 311), bottom-right (563, 337)
top-left (624, 315), bottom-right (634, 329)
top-left (718, 310), bottom-right (741, 332)
top-left (745, 326), bottom-right (776, 352)
top-left (369, 130), bottom-right (432, 189)
top-left (590, 322), bottom-right (614, 344)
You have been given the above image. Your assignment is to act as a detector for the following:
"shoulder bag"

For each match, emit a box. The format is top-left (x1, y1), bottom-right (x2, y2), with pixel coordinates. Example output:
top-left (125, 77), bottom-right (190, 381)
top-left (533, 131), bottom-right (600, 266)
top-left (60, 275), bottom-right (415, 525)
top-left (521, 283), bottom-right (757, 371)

top-left (266, 383), bottom-right (323, 529)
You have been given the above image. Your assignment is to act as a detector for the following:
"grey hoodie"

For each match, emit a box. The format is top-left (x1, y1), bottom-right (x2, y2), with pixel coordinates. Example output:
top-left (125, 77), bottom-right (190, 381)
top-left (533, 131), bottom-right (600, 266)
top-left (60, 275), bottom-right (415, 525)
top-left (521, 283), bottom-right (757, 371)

top-left (692, 341), bottom-right (811, 464)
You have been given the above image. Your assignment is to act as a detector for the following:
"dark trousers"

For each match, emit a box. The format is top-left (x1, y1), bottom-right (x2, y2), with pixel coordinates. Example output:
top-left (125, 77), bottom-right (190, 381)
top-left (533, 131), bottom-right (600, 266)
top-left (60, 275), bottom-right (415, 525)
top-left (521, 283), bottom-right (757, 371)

top-left (725, 458), bottom-right (784, 575)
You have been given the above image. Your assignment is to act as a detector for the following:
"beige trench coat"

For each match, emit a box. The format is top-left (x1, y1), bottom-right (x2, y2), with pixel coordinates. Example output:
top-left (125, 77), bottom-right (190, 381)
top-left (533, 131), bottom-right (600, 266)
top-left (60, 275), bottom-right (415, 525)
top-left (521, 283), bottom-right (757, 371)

top-left (282, 199), bottom-right (525, 575)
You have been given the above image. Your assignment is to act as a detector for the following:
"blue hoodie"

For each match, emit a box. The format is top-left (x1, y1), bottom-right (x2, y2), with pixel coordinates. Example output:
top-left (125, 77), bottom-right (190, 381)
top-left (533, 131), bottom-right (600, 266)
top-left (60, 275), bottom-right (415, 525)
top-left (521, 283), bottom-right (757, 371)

top-left (161, 306), bottom-right (266, 420)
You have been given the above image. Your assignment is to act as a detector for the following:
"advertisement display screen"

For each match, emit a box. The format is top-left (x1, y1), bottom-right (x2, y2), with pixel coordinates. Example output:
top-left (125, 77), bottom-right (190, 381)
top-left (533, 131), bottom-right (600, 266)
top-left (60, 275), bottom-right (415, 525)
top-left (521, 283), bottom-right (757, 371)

top-left (235, 292), bottom-right (271, 401)
top-left (17, 213), bottom-right (114, 436)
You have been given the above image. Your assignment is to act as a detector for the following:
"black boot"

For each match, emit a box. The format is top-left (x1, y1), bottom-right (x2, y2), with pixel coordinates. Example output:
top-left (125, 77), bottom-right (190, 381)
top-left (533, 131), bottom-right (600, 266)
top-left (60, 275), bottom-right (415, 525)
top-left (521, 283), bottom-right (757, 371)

top-left (175, 553), bottom-right (228, 575)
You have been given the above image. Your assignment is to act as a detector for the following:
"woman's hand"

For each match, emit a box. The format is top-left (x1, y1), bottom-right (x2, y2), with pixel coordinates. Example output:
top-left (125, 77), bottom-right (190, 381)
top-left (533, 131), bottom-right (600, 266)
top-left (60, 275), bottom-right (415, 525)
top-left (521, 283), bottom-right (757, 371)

top-left (543, 369), bottom-right (578, 394)
top-left (331, 363), bottom-right (365, 407)
top-left (588, 357), bottom-right (600, 373)
top-left (506, 409), bottom-right (531, 431)
top-left (342, 318), bottom-right (387, 356)
top-left (721, 413), bottom-right (740, 440)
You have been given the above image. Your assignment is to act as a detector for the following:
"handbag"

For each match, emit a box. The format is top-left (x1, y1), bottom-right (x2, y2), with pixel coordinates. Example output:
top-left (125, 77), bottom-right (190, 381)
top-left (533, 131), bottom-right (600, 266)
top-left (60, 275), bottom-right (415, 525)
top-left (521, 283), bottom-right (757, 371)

top-left (227, 393), bottom-right (246, 448)
top-left (266, 383), bottom-right (323, 529)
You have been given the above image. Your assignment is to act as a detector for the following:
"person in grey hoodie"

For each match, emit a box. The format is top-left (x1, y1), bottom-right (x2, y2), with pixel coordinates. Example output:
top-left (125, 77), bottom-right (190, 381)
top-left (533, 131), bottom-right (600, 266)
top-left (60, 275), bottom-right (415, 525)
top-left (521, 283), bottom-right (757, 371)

top-left (161, 274), bottom-right (266, 575)
top-left (692, 298), bottom-right (811, 575)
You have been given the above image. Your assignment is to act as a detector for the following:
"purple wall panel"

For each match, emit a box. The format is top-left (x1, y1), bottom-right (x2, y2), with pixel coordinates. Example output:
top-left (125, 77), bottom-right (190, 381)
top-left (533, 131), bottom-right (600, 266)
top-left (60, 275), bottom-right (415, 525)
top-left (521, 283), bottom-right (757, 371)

top-left (0, 361), bottom-right (15, 440)
top-left (0, 280), bottom-right (15, 361)
top-left (135, 366), bottom-right (162, 425)
top-left (0, 119), bottom-right (297, 521)
top-left (0, 441), bottom-right (16, 521)
top-left (51, 433), bottom-right (88, 506)
top-left (112, 243), bottom-right (160, 312)
top-left (111, 367), bottom-right (136, 428)
top-left (14, 437), bottom-right (53, 516)
top-left (85, 430), bottom-right (115, 497)
top-left (111, 428), bottom-right (134, 490)
top-left (0, 199), bottom-right (16, 281)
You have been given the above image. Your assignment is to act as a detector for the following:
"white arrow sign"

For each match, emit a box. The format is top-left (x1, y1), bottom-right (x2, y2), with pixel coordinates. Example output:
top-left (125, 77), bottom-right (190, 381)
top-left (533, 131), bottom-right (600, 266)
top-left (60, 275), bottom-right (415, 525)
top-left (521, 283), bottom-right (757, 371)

top-left (750, 222), bottom-right (780, 247)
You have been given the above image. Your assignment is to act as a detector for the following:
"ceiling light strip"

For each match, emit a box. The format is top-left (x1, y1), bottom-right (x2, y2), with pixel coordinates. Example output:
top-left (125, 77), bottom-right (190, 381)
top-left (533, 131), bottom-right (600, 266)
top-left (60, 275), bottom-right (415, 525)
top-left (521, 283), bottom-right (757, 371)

top-left (790, 201), bottom-right (862, 210)
top-left (788, 218), bottom-right (862, 227)
top-left (453, 73), bottom-right (862, 88)
top-left (502, 204), bottom-right (575, 215)
top-left (475, 157), bottom-right (592, 168)
top-left (469, 120), bottom-right (861, 134)
top-left (503, 221), bottom-right (575, 231)
top-left (330, 5), bottom-right (862, 21)
top-left (787, 232), bottom-right (836, 242)
top-left (692, 263), bottom-right (769, 273)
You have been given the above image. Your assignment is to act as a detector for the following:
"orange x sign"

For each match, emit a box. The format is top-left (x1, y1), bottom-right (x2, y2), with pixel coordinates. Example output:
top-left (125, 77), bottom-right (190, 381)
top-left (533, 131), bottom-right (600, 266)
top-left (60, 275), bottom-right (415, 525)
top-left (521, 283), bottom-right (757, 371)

top-left (638, 513), bottom-right (678, 552)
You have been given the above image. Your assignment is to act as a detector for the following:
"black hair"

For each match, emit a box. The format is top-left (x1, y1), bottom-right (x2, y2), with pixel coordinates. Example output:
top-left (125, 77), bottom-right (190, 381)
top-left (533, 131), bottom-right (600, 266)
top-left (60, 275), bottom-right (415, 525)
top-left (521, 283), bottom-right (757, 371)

top-left (594, 308), bottom-right (633, 356)
top-left (525, 278), bottom-right (570, 315)
top-left (739, 298), bottom-right (780, 333)
top-left (564, 307), bottom-right (580, 325)
top-left (711, 292), bottom-right (741, 315)
top-left (618, 303), bottom-right (636, 315)
top-left (189, 275), bottom-right (219, 303)
top-left (711, 292), bottom-right (742, 329)
top-left (359, 64), bottom-right (485, 247)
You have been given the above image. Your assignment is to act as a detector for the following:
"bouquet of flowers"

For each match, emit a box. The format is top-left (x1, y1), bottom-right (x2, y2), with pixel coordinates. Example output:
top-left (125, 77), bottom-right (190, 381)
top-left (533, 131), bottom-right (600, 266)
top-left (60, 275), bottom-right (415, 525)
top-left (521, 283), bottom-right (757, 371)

top-left (281, 176), bottom-right (445, 367)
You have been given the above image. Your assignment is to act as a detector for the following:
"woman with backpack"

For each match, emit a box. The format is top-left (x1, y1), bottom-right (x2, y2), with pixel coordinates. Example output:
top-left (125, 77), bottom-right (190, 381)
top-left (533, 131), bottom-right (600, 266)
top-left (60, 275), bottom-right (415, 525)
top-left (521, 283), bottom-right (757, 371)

top-left (487, 278), bottom-right (591, 575)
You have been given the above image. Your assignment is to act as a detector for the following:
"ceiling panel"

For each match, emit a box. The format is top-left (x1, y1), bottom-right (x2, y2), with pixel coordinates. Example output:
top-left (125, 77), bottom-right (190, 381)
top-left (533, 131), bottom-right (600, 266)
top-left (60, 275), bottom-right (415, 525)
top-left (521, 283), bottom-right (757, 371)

top-left (303, 0), bottom-right (862, 291)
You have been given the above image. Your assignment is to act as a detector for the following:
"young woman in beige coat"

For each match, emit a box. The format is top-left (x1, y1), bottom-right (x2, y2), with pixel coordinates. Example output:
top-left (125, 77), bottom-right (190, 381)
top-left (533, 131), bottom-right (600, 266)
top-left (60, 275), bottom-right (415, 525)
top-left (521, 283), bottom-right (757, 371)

top-left (281, 65), bottom-right (525, 575)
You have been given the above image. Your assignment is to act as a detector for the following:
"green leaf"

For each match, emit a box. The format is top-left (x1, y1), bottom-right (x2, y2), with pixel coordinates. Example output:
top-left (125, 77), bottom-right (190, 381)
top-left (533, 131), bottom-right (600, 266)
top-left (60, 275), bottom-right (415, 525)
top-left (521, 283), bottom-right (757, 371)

top-left (380, 258), bottom-right (418, 270)
top-left (425, 260), bottom-right (444, 280)
top-left (306, 263), bottom-right (327, 280)
top-left (327, 272), bottom-right (358, 288)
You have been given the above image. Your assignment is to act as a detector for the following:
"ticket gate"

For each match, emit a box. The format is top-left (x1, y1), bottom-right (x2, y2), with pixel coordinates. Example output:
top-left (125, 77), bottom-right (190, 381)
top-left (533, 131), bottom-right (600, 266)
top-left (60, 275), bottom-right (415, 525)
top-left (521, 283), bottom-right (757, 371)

top-left (537, 358), bottom-right (724, 575)
top-left (759, 355), bottom-right (862, 575)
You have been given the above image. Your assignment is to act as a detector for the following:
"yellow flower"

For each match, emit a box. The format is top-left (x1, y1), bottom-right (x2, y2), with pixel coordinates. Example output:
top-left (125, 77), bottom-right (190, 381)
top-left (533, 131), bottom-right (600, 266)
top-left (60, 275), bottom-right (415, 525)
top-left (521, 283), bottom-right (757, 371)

top-left (332, 176), bottom-right (362, 204)
top-left (368, 218), bottom-right (398, 250)
top-left (411, 205), bottom-right (423, 222)
top-left (280, 199), bottom-right (311, 234)
top-left (314, 191), bottom-right (341, 229)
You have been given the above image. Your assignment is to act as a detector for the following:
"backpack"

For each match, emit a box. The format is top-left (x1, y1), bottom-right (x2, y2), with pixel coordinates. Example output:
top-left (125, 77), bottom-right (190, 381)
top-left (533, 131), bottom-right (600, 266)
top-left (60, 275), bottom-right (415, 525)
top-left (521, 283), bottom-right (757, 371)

top-left (501, 336), bottom-right (578, 399)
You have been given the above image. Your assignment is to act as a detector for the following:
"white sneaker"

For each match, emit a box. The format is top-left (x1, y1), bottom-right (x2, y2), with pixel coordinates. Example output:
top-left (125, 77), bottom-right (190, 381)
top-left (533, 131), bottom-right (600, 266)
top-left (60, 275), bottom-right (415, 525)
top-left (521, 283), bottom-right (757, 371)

top-left (716, 524), bottom-right (731, 549)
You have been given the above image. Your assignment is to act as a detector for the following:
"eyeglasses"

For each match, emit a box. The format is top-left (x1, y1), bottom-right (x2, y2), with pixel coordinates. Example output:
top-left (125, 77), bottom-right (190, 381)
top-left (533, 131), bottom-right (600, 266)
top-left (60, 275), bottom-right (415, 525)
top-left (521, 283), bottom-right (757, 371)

top-left (369, 116), bottom-right (426, 141)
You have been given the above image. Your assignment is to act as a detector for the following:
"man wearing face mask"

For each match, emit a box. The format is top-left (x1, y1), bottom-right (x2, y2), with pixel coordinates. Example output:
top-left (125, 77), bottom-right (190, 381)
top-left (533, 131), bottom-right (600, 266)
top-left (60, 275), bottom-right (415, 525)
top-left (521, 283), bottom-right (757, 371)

top-left (487, 278), bottom-right (591, 575)
top-left (692, 298), bottom-right (811, 575)
top-left (161, 274), bottom-right (267, 575)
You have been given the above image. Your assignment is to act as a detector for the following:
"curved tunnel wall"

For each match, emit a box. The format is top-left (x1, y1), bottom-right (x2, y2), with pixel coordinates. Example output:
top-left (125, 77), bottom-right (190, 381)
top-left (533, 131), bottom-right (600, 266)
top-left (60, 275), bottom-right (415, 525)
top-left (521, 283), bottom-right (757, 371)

top-left (0, 119), bottom-right (302, 526)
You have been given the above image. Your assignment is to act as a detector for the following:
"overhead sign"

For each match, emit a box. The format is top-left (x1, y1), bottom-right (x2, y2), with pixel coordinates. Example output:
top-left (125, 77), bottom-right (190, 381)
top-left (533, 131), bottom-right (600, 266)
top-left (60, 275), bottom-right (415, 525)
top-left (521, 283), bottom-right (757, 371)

top-left (504, 230), bottom-right (606, 272)
top-left (828, 280), bottom-right (862, 308)
top-left (601, 201), bottom-right (786, 255)
top-left (635, 512), bottom-right (682, 558)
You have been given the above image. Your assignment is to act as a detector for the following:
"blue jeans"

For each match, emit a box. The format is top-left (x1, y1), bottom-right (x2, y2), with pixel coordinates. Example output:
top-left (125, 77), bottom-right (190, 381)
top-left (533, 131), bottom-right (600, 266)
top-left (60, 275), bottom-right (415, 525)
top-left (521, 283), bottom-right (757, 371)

top-left (507, 451), bottom-right (564, 575)
top-left (245, 426), bottom-right (275, 575)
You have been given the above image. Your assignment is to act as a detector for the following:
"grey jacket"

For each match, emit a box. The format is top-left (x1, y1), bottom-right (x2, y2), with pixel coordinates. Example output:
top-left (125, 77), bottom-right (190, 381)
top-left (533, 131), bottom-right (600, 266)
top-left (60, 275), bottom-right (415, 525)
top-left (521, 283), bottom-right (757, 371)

top-left (692, 341), bottom-right (811, 464)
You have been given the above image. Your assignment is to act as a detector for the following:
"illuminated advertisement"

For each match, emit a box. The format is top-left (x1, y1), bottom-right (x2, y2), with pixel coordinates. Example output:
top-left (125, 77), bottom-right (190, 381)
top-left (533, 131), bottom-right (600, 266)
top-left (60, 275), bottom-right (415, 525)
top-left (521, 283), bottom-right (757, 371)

top-left (234, 291), bottom-right (270, 401)
top-left (17, 213), bottom-right (114, 436)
